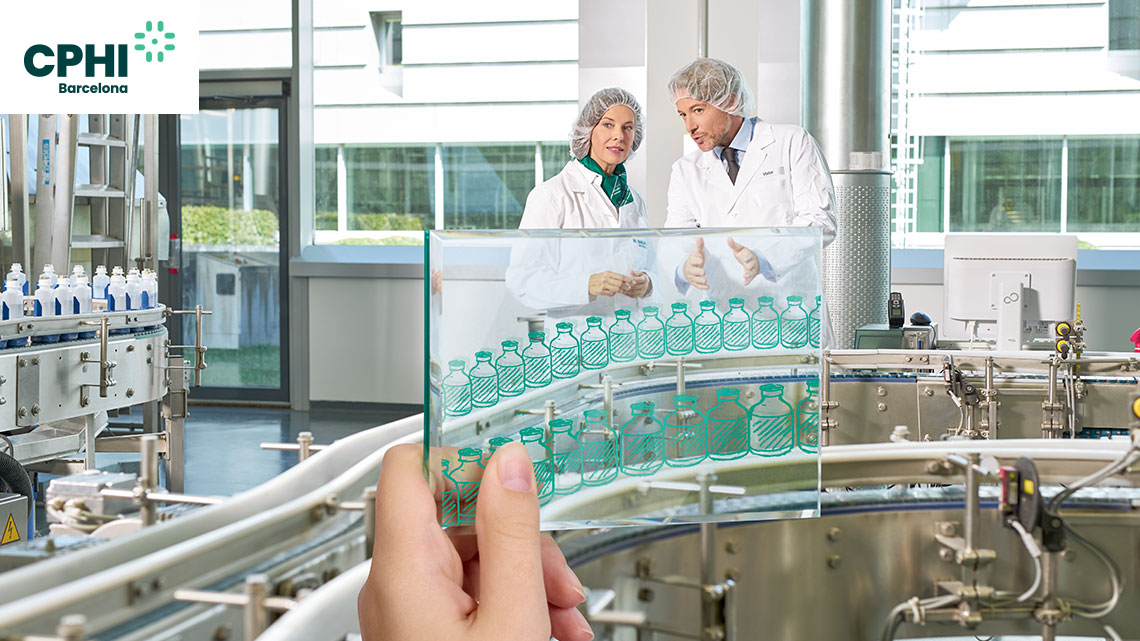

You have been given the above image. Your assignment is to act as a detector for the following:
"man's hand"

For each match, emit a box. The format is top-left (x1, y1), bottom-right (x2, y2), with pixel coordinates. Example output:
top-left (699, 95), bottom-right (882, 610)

top-left (627, 271), bottom-right (652, 298)
top-left (588, 271), bottom-right (633, 298)
top-left (727, 238), bottom-right (760, 286)
top-left (682, 238), bottom-right (709, 290)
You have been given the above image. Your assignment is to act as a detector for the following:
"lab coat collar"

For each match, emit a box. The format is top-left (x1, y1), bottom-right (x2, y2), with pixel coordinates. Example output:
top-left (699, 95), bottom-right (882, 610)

top-left (564, 159), bottom-right (621, 222)
top-left (694, 119), bottom-right (777, 216)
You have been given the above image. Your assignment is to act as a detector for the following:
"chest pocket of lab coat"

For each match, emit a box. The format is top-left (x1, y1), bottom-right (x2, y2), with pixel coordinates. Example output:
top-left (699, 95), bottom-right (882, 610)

top-left (741, 167), bottom-right (794, 223)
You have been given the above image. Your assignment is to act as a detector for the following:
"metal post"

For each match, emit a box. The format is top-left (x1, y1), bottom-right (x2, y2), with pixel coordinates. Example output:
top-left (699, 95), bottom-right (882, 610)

top-left (364, 485), bottom-right (377, 559)
top-left (243, 574), bottom-right (270, 640)
top-left (9, 115), bottom-right (32, 268)
top-left (1039, 551), bottom-right (1060, 641)
top-left (194, 305), bottom-right (205, 386)
top-left (676, 356), bottom-right (687, 397)
top-left (164, 355), bottom-right (186, 493)
top-left (51, 115), bottom-right (80, 272)
top-left (697, 472), bottom-right (719, 640)
top-left (962, 452), bottom-right (980, 589)
top-left (983, 357), bottom-right (998, 438)
top-left (84, 414), bottom-right (96, 471)
top-left (297, 431), bottom-right (313, 462)
top-left (124, 115), bottom-right (139, 267)
top-left (696, 0), bottom-right (708, 58)
top-left (0, 117), bottom-right (8, 232)
top-left (1042, 355), bottom-right (1061, 438)
top-left (544, 400), bottom-right (556, 426)
top-left (33, 115), bottom-right (58, 273)
top-left (139, 434), bottom-right (159, 526)
top-left (142, 115), bottom-right (158, 271)
top-left (820, 351), bottom-right (836, 446)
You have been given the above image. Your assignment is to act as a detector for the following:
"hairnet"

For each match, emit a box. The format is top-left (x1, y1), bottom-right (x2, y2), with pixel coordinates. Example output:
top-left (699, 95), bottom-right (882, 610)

top-left (667, 58), bottom-right (756, 118)
top-left (570, 87), bottom-right (644, 160)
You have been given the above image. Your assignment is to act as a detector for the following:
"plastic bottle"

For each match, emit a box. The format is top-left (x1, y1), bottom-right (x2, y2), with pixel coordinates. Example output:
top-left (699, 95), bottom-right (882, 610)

top-left (694, 300), bottom-right (722, 353)
top-left (549, 418), bottom-right (583, 495)
top-left (142, 269), bottom-right (158, 308)
top-left (441, 359), bottom-right (472, 418)
top-left (608, 309), bottom-right (637, 362)
top-left (69, 265), bottom-right (85, 288)
top-left (495, 340), bottom-right (525, 397)
top-left (780, 295), bottom-right (809, 348)
top-left (106, 273), bottom-right (129, 312)
top-left (41, 264), bottom-right (58, 289)
top-left (2, 277), bottom-right (24, 322)
top-left (808, 295), bottom-right (822, 348)
top-left (636, 306), bottom-right (665, 359)
top-left (520, 426), bottom-right (555, 505)
top-left (550, 322), bottom-right (580, 379)
top-left (522, 331), bottom-right (552, 388)
top-left (664, 302), bottom-right (694, 356)
top-left (92, 266), bottom-right (109, 300)
top-left (580, 316), bottom-right (609, 370)
top-left (620, 401), bottom-right (665, 476)
top-left (580, 409), bottom-right (618, 486)
top-left (7, 264), bottom-right (27, 296)
top-left (32, 275), bottom-right (59, 344)
top-left (469, 351), bottom-right (498, 409)
top-left (752, 296), bottom-right (779, 349)
top-left (74, 274), bottom-right (95, 339)
top-left (663, 394), bottom-right (707, 467)
top-left (748, 383), bottom-right (795, 456)
top-left (55, 280), bottom-right (78, 340)
top-left (796, 378), bottom-right (820, 454)
top-left (722, 298), bottom-right (750, 351)
top-left (706, 388), bottom-right (748, 460)
top-left (125, 270), bottom-right (143, 311)
top-left (451, 447), bottom-right (483, 524)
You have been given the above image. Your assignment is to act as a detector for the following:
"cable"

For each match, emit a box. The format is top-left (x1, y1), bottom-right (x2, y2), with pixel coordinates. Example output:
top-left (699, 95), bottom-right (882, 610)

top-left (1008, 520), bottom-right (1042, 602)
top-left (881, 594), bottom-right (962, 641)
top-left (1064, 522), bottom-right (1123, 619)
top-left (1103, 624), bottom-right (1122, 641)
top-left (1047, 446), bottom-right (1139, 512)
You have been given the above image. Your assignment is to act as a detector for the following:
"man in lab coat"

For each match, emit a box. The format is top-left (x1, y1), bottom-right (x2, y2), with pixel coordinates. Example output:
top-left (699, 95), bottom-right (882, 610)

top-left (665, 58), bottom-right (837, 294)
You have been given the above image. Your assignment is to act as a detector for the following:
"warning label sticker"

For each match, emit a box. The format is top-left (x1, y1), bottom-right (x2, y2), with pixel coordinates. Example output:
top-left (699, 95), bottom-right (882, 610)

top-left (2, 514), bottom-right (20, 544)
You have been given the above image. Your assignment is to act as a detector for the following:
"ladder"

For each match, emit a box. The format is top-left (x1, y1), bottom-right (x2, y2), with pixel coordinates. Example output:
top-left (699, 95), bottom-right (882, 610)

top-left (892, 0), bottom-right (925, 247)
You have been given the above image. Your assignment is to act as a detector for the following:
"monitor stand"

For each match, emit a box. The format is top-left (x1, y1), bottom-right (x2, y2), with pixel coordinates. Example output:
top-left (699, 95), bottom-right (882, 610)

top-left (993, 272), bottom-right (1028, 350)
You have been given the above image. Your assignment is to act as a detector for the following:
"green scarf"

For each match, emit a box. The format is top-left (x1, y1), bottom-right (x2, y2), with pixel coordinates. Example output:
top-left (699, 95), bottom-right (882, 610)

top-left (579, 156), bottom-right (634, 208)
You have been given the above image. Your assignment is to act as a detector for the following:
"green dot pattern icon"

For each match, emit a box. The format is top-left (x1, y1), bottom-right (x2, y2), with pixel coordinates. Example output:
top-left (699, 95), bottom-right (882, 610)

top-left (134, 20), bottom-right (176, 63)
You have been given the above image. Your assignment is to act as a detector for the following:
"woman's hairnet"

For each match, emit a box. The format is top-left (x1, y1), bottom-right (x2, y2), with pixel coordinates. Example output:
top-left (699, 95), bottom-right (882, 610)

top-left (667, 58), bottom-right (756, 118)
top-left (570, 88), bottom-right (644, 160)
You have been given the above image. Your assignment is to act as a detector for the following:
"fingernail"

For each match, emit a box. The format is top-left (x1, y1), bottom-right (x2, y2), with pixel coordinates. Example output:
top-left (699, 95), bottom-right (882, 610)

top-left (497, 445), bottom-right (534, 493)
top-left (573, 608), bottom-right (595, 640)
top-left (566, 562), bottom-right (586, 602)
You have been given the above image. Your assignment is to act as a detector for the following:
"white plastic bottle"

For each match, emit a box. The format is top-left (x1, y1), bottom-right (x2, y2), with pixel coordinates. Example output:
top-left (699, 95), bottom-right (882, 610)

top-left (2, 277), bottom-right (23, 321)
top-left (74, 274), bottom-right (96, 339)
top-left (106, 273), bottom-right (128, 312)
top-left (7, 264), bottom-right (27, 295)
top-left (125, 271), bottom-right (144, 311)
top-left (41, 264), bottom-right (59, 289)
top-left (55, 281), bottom-right (78, 340)
top-left (92, 265), bottom-right (110, 300)
top-left (33, 275), bottom-right (59, 344)
top-left (141, 269), bottom-right (158, 308)
top-left (69, 265), bottom-right (86, 288)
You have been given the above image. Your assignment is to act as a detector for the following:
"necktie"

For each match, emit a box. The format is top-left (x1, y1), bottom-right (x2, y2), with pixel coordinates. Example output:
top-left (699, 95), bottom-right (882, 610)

top-left (724, 147), bottom-right (740, 185)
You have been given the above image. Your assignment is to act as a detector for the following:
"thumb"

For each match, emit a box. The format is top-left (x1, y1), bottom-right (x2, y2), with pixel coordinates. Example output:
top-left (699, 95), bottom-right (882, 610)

top-left (695, 237), bottom-right (705, 253)
top-left (473, 443), bottom-right (549, 638)
top-left (727, 237), bottom-right (741, 253)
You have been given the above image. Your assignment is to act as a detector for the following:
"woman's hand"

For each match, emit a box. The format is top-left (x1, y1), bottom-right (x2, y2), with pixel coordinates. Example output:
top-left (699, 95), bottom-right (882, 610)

top-left (626, 271), bottom-right (652, 298)
top-left (358, 444), bottom-right (593, 641)
top-left (588, 271), bottom-right (633, 298)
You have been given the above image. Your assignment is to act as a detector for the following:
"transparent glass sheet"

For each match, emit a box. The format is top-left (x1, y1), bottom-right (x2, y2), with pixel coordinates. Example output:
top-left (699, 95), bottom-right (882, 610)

top-left (426, 228), bottom-right (822, 530)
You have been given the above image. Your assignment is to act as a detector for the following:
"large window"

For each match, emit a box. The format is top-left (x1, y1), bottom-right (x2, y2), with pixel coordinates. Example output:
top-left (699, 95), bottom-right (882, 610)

top-left (947, 139), bottom-right (1062, 233)
top-left (443, 144), bottom-right (534, 229)
top-left (1068, 136), bottom-right (1140, 232)
top-left (346, 145), bottom-right (434, 231)
top-left (1109, 0), bottom-right (1140, 51)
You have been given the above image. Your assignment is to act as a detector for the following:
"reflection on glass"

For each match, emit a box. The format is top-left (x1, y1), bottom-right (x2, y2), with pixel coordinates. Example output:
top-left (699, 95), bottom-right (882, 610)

top-left (948, 138), bottom-right (1061, 233)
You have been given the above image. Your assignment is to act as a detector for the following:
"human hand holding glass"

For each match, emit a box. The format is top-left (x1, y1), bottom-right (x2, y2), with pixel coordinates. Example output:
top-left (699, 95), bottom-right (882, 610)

top-left (626, 270), bottom-right (652, 298)
top-left (588, 270), bottom-right (633, 298)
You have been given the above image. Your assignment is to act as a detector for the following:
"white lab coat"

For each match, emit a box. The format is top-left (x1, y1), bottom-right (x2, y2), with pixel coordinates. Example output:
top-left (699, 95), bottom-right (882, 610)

top-left (506, 160), bottom-right (656, 318)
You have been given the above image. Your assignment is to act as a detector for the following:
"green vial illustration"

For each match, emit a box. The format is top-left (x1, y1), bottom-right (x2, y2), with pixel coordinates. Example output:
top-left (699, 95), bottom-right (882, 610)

top-left (748, 383), bottom-right (794, 456)
top-left (694, 300), bottom-right (722, 353)
top-left (664, 302), bottom-right (695, 355)
top-left (663, 394), bottom-right (707, 467)
top-left (609, 309), bottom-right (637, 362)
top-left (808, 295), bottom-right (822, 348)
top-left (580, 409), bottom-right (618, 486)
top-left (723, 298), bottom-right (750, 351)
top-left (796, 378), bottom-right (820, 453)
top-left (484, 436), bottom-right (512, 466)
top-left (439, 458), bottom-right (458, 527)
top-left (550, 418), bottom-right (583, 495)
top-left (751, 296), bottom-right (779, 349)
top-left (780, 295), bottom-right (809, 348)
top-left (706, 388), bottom-right (749, 460)
top-left (620, 401), bottom-right (665, 476)
top-left (496, 340), bottom-right (525, 397)
top-left (550, 322), bottom-right (581, 379)
top-left (451, 447), bottom-right (484, 524)
top-left (520, 426), bottom-right (555, 505)
top-left (442, 359), bottom-right (472, 418)
top-left (580, 316), bottom-right (609, 369)
top-left (637, 306), bottom-right (665, 359)
top-left (522, 331), bottom-right (552, 388)
top-left (470, 351), bottom-right (498, 408)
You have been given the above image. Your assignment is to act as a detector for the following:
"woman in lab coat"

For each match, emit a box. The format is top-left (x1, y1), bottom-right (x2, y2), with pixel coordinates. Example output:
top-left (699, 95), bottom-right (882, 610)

top-left (506, 88), bottom-right (655, 317)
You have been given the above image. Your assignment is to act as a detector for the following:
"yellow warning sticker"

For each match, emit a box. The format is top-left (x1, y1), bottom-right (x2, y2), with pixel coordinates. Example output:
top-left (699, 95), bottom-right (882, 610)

top-left (1, 514), bottom-right (19, 545)
top-left (1023, 479), bottom-right (1036, 496)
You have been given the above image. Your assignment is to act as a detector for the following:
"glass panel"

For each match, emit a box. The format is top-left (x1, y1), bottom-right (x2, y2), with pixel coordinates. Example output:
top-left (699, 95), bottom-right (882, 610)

top-left (315, 145), bottom-right (338, 231)
top-left (915, 136), bottom-right (945, 233)
top-left (179, 107), bottom-right (282, 388)
top-left (346, 145), bottom-right (434, 231)
top-left (1067, 136), bottom-right (1140, 232)
top-left (1109, 0), bottom-right (1140, 50)
top-left (948, 138), bottom-right (1062, 233)
top-left (542, 142), bottom-right (572, 181)
top-left (443, 144), bottom-right (535, 229)
top-left (427, 228), bottom-right (823, 530)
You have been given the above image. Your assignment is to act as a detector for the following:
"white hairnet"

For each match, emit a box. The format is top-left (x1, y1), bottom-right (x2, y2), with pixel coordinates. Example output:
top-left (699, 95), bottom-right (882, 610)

top-left (667, 58), bottom-right (756, 118)
top-left (570, 87), bottom-right (644, 160)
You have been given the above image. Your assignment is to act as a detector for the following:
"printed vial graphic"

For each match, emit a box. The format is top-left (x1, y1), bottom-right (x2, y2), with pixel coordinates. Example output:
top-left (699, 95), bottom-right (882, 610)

top-left (451, 447), bottom-right (484, 524)
top-left (637, 306), bottom-right (665, 359)
top-left (706, 388), bottom-right (749, 460)
top-left (796, 378), bottom-right (820, 453)
top-left (440, 459), bottom-right (458, 527)
top-left (550, 418), bottom-right (583, 495)
top-left (496, 340), bottom-right (525, 397)
top-left (442, 360), bottom-right (472, 418)
top-left (808, 295), bottom-right (822, 348)
top-left (485, 436), bottom-right (512, 466)
top-left (620, 402), bottom-right (665, 476)
top-left (580, 316), bottom-right (610, 369)
top-left (722, 298), bottom-right (750, 351)
top-left (751, 296), bottom-right (779, 349)
top-left (609, 309), bottom-right (637, 362)
top-left (663, 394), bottom-right (707, 467)
top-left (580, 409), bottom-right (618, 486)
top-left (694, 300), bottom-right (723, 353)
top-left (550, 322), bottom-right (581, 379)
top-left (664, 302), bottom-right (695, 356)
top-left (780, 295), bottom-right (809, 348)
top-left (748, 383), bottom-right (794, 456)
top-left (470, 351), bottom-right (498, 408)
top-left (522, 331), bottom-right (552, 389)
top-left (520, 426), bottom-right (555, 505)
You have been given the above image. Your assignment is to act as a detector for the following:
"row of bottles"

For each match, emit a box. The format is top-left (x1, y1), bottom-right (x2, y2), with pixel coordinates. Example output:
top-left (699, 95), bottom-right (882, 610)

top-left (441, 296), bottom-right (821, 418)
top-left (439, 382), bottom-right (819, 525)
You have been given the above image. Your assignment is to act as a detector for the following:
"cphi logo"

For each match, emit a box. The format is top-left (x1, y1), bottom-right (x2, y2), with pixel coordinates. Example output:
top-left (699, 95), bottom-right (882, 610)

top-left (23, 20), bottom-right (175, 94)
top-left (134, 21), bottom-right (176, 63)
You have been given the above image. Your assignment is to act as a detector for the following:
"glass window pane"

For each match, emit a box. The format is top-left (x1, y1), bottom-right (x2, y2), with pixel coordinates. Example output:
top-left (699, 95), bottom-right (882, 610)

top-left (345, 145), bottom-right (434, 231)
top-left (1110, 0), bottom-right (1140, 50)
top-left (948, 138), bottom-right (1062, 233)
top-left (315, 145), bottom-right (338, 231)
top-left (542, 142), bottom-right (571, 181)
top-left (915, 136), bottom-right (945, 233)
top-left (1068, 136), bottom-right (1140, 232)
top-left (443, 144), bottom-right (535, 229)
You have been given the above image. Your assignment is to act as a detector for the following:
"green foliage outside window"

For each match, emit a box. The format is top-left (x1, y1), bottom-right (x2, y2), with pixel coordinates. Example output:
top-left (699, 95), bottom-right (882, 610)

top-left (182, 205), bottom-right (279, 246)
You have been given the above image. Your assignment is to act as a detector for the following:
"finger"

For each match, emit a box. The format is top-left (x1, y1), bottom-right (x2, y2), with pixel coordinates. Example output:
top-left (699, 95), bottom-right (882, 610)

top-left (696, 237), bottom-right (705, 253)
top-left (727, 237), bottom-right (742, 254)
top-left (473, 443), bottom-right (549, 639)
top-left (742, 273), bottom-right (756, 286)
top-left (550, 605), bottom-right (595, 641)
top-left (375, 444), bottom-right (442, 548)
top-left (542, 535), bottom-right (586, 608)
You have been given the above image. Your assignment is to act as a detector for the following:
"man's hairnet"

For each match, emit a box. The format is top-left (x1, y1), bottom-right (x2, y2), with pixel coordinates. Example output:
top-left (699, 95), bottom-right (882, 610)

top-left (570, 88), bottom-right (644, 160)
top-left (667, 58), bottom-right (756, 118)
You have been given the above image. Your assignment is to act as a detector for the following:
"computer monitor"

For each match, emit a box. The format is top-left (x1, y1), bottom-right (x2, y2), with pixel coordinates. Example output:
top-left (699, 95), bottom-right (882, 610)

top-left (943, 234), bottom-right (1077, 350)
